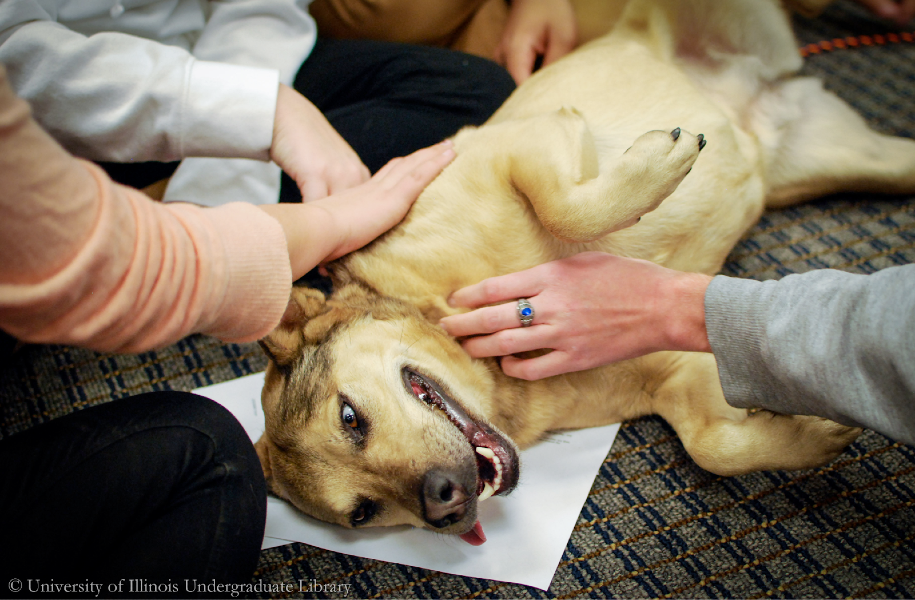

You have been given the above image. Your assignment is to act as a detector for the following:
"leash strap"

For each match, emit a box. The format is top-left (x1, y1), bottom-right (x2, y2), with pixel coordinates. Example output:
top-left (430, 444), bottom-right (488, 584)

top-left (801, 31), bottom-right (915, 56)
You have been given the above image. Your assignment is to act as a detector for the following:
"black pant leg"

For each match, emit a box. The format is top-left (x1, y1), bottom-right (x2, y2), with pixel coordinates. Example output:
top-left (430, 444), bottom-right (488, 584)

top-left (0, 392), bottom-right (266, 588)
top-left (280, 38), bottom-right (515, 202)
top-left (95, 160), bottom-right (181, 189)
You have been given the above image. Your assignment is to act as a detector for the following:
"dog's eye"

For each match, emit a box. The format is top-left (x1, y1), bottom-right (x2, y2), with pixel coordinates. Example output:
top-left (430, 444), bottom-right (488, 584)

top-left (342, 403), bottom-right (359, 429)
top-left (340, 400), bottom-right (366, 442)
top-left (351, 499), bottom-right (378, 526)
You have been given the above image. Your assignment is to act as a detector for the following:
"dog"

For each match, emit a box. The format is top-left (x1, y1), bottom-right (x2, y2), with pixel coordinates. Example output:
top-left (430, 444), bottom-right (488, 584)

top-left (254, 0), bottom-right (915, 544)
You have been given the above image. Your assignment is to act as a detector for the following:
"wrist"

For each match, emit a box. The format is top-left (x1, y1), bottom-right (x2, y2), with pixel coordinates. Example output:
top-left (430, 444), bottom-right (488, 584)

top-left (662, 271), bottom-right (713, 353)
top-left (258, 203), bottom-right (338, 281)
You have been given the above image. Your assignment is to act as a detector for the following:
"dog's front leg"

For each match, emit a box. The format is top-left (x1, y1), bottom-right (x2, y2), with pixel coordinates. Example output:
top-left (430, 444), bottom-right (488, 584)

top-left (501, 107), bottom-right (704, 242)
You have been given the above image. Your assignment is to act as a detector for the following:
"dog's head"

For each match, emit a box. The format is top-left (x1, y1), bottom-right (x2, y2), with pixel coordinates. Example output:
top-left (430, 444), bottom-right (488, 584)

top-left (255, 283), bottom-right (520, 540)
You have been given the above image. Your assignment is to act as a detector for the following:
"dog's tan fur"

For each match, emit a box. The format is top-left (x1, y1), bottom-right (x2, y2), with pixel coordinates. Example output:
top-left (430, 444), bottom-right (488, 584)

top-left (256, 0), bottom-right (915, 537)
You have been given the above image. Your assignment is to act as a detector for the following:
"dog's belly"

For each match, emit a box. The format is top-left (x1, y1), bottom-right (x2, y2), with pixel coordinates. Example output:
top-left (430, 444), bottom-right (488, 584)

top-left (484, 37), bottom-right (764, 272)
top-left (343, 33), bottom-right (766, 314)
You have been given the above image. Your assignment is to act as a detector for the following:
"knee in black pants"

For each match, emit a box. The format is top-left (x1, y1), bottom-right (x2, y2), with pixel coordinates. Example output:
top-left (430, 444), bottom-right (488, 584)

top-left (0, 391), bottom-right (267, 587)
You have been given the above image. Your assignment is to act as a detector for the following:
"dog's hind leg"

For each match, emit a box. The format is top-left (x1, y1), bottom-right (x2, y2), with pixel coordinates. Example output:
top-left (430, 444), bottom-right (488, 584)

top-left (754, 77), bottom-right (915, 208)
top-left (650, 353), bottom-right (860, 475)
top-left (481, 107), bottom-right (705, 243)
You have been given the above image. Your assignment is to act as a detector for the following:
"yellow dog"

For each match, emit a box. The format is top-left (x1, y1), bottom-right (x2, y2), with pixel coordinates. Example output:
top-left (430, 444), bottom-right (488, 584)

top-left (256, 0), bottom-right (914, 544)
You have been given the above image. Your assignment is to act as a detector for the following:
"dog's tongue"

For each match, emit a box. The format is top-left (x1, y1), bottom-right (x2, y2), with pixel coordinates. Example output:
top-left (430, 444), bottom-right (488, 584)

top-left (459, 520), bottom-right (487, 546)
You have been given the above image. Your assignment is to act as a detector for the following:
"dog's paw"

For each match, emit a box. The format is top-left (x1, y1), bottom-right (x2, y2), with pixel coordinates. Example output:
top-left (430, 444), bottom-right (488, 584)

top-left (670, 127), bottom-right (707, 150)
top-left (624, 127), bottom-right (705, 182)
top-left (794, 415), bottom-right (862, 467)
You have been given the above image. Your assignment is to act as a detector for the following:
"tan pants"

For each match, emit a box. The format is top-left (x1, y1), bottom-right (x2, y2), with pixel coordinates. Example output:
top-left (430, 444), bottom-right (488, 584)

top-left (308, 0), bottom-right (835, 63)
top-left (308, 0), bottom-right (509, 59)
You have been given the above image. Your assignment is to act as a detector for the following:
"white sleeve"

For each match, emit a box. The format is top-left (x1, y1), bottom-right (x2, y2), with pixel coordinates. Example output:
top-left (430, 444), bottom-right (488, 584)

top-left (0, 0), bottom-right (318, 206)
top-left (163, 0), bottom-right (317, 206)
top-left (0, 1), bottom-right (282, 163)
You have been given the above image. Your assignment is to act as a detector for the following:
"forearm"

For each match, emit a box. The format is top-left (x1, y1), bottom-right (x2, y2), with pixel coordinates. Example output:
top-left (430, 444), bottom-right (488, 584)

top-left (0, 4), bottom-right (278, 162)
top-left (660, 271), bottom-right (713, 354)
top-left (0, 69), bottom-right (291, 352)
top-left (705, 267), bottom-right (915, 444)
top-left (258, 203), bottom-right (340, 281)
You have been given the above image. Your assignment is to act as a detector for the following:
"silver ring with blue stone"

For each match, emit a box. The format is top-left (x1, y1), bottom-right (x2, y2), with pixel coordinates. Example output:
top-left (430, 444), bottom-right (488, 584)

top-left (517, 299), bottom-right (535, 327)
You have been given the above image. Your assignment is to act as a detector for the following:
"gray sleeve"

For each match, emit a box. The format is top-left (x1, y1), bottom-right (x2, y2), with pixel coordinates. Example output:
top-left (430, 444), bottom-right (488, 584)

top-left (704, 264), bottom-right (915, 445)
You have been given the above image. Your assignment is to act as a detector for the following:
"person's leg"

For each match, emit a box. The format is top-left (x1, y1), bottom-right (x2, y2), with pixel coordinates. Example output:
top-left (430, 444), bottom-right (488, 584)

top-left (96, 160), bottom-right (181, 190)
top-left (281, 38), bottom-right (515, 201)
top-left (0, 392), bottom-right (266, 587)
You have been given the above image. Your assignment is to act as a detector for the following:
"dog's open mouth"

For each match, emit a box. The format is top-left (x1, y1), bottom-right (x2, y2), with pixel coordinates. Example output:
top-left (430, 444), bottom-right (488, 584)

top-left (402, 366), bottom-right (519, 542)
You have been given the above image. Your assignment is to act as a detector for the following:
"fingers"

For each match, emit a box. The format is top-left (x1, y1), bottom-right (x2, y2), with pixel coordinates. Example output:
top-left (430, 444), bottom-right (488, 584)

top-left (448, 268), bottom-right (544, 310)
top-left (542, 30), bottom-right (575, 68)
top-left (503, 42), bottom-right (539, 86)
top-left (460, 323), bottom-right (554, 359)
top-left (440, 301), bottom-right (529, 337)
top-left (299, 178), bottom-right (330, 203)
top-left (312, 140), bottom-right (456, 263)
top-left (856, 0), bottom-right (899, 18)
top-left (327, 161), bottom-right (371, 196)
top-left (501, 351), bottom-right (575, 380)
top-left (376, 140), bottom-right (455, 195)
top-left (272, 84), bottom-right (370, 202)
top-left (856, 0), bottom-right (915, 22)
top-left (312, 156), bottom-right (369, 200)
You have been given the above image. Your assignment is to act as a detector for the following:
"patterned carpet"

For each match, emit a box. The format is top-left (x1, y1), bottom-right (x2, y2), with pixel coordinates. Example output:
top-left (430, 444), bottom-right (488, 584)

top-left (2, 1), bottom-right (915, 597)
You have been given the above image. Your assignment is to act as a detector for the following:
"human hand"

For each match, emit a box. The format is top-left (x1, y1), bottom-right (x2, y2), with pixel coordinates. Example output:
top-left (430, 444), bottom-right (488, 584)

top-left (495, 0), bottom-right (577, 85)
top-left (270, 83), bottom-right (371, 202)
top-left (439, 252), bottom-right (712, 380)
top-left (854, 0), bottom-right (915, 24)
top-left (309, 140), bottom-right (456, 262)
top-left (260, 140), bottom-right (455, 280)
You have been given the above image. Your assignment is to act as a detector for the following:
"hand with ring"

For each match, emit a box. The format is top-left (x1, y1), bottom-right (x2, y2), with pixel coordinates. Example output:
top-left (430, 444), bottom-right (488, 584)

top-left (439, 252), bottom-right (712, 380)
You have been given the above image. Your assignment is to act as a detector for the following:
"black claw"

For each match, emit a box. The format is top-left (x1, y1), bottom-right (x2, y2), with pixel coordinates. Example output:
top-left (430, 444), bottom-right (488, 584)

top-left (698, 134), bottom-right (707, 151)
top-left (671, 127), bottom-right (681, 141)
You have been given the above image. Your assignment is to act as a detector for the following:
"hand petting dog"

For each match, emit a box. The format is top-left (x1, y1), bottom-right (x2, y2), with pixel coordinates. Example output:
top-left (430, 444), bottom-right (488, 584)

top-left (441, 252), bottom-right (712, 380)
top-left (270, 83), bottom-right (371, 202)
top-left (261, 140), bottom-right (455, 281)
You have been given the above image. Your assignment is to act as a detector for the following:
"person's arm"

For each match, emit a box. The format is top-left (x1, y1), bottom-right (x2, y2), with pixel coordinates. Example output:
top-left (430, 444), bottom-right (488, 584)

top-left (441, 250), bottom-right (915, 444)
top-left (0, 1), bottom-right (279, 163)
top-left (706, 265), bottom-right (915, 445)
top-left (440, 252), bottom-right (711, 379)
top-left (165, 0), bottom-right (370, 205)
top-left (0, 1), bottom-right (368, 206)
top-left (0, 65), bottom-right (454, 353)
top-left (0, 61), bottom-right (290, 352)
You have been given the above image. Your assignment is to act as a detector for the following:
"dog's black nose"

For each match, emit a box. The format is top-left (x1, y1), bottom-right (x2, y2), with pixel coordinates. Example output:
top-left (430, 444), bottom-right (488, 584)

top-left (422, 470), bottom-right (471, 527)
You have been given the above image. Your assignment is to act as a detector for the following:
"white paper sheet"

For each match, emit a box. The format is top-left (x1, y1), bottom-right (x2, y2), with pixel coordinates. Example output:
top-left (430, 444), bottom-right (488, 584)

top-left (197, 372), bottom-right (619, 591)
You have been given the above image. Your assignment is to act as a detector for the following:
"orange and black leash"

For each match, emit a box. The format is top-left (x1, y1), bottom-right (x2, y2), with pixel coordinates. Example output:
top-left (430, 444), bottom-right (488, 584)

top-left (800, 31), bottom-right (915, 56)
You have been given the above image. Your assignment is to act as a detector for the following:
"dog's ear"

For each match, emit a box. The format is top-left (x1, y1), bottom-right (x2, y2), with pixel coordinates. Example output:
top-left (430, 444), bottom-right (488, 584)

top-left (259, 287), bottom-right (330, 367)
top-left (301, 283), bottom-right (377, 344)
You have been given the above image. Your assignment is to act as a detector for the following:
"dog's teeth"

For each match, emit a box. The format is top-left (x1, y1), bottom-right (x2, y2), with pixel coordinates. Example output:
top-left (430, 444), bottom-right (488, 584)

top-left (478, 481), bottom-right (496, 502)
top-left (476, 447), bottom-right (495, 459)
